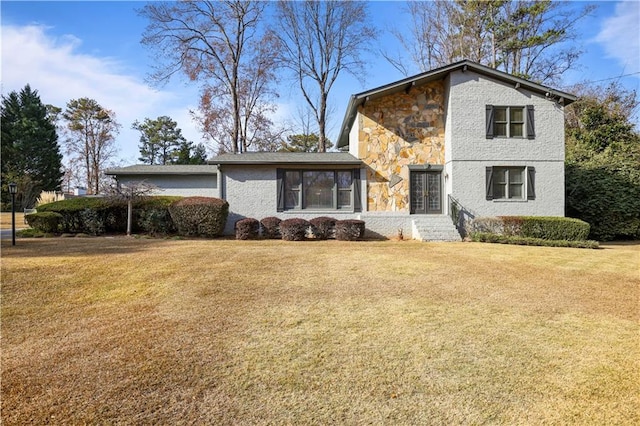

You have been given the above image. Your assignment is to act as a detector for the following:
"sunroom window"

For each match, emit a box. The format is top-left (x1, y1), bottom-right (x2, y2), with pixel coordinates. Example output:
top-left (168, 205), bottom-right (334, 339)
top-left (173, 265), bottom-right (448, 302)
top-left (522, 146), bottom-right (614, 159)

top-left (277, 169), bottom-right (361, 211)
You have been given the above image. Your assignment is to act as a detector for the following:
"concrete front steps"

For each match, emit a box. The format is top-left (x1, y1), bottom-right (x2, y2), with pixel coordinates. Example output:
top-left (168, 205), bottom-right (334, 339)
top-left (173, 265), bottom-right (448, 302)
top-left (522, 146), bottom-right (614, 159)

top-left (412, 215), bottom-right (461, 242)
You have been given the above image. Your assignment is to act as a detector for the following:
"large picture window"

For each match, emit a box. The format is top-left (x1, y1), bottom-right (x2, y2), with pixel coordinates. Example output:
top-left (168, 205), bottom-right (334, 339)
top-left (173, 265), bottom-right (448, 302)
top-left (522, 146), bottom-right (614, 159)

top-left (277, 169), bottom-right (361, 211)
top-left (486, 105), bottom-right (535, 139)
top-left (486, 166), bottom-right (536, 200)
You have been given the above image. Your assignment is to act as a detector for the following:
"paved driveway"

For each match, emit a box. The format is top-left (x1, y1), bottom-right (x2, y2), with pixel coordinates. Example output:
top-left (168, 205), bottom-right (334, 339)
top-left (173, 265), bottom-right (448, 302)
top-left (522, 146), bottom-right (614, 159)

top-left (1, 228), bottom-right (25, 240)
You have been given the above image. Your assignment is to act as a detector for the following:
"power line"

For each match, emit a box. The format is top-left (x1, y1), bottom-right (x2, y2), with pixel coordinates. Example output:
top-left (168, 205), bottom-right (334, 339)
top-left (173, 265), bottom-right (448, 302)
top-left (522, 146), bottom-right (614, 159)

top-left (579, 72), bottom-right (640, 85)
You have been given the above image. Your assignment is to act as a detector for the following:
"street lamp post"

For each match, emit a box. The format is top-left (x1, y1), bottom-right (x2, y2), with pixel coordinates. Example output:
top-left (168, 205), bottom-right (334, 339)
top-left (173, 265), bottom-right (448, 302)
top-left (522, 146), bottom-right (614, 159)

top-left (8, 182), bottom-right (17, 246)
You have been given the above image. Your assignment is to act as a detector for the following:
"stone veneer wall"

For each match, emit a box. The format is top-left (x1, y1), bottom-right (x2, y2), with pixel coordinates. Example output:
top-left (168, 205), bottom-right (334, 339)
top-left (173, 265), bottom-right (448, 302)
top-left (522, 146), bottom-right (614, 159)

top-left (358, 81), bottom-right (446, 211)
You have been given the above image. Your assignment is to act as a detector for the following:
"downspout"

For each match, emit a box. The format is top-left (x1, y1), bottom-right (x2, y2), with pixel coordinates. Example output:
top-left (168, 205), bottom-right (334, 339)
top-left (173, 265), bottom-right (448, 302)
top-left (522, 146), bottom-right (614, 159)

top-left (217, 167), bottom-right (224, 200)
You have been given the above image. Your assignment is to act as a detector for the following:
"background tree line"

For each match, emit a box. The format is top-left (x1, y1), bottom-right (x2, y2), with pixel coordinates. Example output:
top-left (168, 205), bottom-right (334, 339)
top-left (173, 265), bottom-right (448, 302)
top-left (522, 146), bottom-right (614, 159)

top-left (1, 88), bottom-right (206, 208)
top-left (564, 82), bottom-right (640, 240)
top-left (139, 0), bottom-right (597, 157)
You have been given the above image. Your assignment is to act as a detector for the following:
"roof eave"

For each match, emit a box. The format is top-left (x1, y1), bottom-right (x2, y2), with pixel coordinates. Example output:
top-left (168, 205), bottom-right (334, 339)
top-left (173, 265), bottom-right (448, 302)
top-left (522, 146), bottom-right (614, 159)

top-left (104, 167), bottom-right (218, 176)
top-left (211, 160), bottom-right (362, 166)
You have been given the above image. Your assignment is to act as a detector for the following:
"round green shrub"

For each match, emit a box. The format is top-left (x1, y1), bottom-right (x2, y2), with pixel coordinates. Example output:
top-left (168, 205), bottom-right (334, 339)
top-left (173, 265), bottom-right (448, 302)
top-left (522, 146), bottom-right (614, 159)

top-left (25, 211), bottom-right (63, 233)
top-left (168, 197), bottom-right (229, 237)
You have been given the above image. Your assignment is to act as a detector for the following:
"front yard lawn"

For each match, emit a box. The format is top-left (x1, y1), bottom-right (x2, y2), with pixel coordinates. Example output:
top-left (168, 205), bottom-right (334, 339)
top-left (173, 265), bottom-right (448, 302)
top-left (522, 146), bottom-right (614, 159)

top-left (1, 238), bottom-right (638, 424)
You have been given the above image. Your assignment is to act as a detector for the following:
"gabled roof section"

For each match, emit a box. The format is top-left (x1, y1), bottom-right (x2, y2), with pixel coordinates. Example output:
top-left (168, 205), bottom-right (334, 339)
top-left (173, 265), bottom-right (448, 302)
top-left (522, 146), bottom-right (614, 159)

top-left (105, 164), bottom-right (218, 176)
top-left (337, 59), bottom-right (577, 148)
top-left (209, 152), bottom-right (361, 165)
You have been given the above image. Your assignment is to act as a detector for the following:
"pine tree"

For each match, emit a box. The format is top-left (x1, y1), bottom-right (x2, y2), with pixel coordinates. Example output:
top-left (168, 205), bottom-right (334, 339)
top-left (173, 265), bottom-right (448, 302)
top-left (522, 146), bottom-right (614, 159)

top-left (133, 116), bottom-right (186, 164)
top-left (174, 141), bottom-right (207, 165)
top-left (1, 85), bottom-right (63, 209)
top-left (63, 98), bottom-right (120, 194)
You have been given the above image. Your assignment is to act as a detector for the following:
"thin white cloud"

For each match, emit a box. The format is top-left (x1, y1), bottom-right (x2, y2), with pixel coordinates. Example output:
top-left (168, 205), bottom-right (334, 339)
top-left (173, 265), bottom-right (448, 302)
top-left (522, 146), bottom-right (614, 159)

top-left (594, 1), bottom-right (640, 74)
top-left (1, 24), bottom-right (201, 163)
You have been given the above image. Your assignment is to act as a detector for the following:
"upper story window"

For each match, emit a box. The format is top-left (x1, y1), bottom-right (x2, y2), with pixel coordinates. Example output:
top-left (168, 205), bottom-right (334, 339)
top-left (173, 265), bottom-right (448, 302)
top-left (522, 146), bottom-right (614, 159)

top-left (486, 105), bottom-right (535, 139)
top-left (277, 169), bottom-right (361, 212)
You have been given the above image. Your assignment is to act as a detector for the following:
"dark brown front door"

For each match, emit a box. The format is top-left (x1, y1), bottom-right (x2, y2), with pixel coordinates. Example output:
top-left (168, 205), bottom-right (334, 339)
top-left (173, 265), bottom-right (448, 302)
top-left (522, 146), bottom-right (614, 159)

top-left (410, 171), bottom-right (442, 214)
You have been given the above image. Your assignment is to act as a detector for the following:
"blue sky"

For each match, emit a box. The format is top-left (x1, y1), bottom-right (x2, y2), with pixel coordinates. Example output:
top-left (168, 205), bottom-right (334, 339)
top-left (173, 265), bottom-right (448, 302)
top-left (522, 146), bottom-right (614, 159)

top-left (1, 1), bottom-right (639, 165)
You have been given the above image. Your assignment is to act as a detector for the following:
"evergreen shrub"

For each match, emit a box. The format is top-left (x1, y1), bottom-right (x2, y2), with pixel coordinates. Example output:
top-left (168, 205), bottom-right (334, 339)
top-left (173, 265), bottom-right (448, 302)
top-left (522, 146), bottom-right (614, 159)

top-left (134, 197), bottom-right (180, 235)
top-left (280, 218), bottom-right (310, 241)
top-left (310, 216), bottom-right (337, 240)
top-left (470, 232), bottom-right (599, 249)
top-left (36, 196), bottom-right (182, 235)
top-left (468, 216), bottom-right (590, 241)
top-left (168, 196), bottom-right (228, 237)
top-left (260, 217), bottom-right (282, 239)
top-left (235, 218), bottom-right (260, 240)
top-left (37, 198), bottom-right (110, 233)
top-left (25, 211), bottom-right (62, 233)
top-left (80, 208), bottom-right (105, 236)
top-left (335, 219), bottom-right (365, 241)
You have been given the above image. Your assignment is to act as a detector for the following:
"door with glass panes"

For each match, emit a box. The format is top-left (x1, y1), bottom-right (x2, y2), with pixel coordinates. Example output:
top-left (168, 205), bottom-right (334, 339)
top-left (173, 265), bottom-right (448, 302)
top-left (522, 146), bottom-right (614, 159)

top-left (410, 171), bottom-right (442, 214)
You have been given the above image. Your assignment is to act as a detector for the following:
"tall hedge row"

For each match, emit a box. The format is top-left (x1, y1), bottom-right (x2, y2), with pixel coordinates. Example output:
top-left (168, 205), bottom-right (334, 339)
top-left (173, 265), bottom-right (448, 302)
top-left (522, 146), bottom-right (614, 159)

top-left (36, 197), bottom-right (113, 234)
top-left (35, 196), bottom-right (182, 235)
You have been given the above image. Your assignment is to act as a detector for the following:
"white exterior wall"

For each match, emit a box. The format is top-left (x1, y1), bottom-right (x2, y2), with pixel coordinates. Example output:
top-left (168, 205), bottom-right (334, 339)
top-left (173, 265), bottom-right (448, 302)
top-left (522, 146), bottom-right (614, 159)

top-left (348, 114), bottom-right (360, 158)
top-left (446, 70), bottom-right (565, 217)
top-left (117, 175), bottom-right (219, 198)
top-left (221, 166), bottom-right (362, 235)
top-left (222, 166), bottom-right (277, 234)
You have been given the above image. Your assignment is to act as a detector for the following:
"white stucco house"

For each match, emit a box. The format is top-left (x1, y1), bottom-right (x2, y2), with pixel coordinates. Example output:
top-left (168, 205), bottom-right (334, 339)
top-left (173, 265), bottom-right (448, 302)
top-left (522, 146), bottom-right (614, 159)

top-left (106, 60), bottom-right (576, 240)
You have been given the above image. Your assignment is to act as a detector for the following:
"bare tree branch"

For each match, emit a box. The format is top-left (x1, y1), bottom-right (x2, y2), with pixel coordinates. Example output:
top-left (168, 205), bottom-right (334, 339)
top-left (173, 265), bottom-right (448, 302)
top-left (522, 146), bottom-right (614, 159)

top-left (274, 1), bottom-right (376, 152)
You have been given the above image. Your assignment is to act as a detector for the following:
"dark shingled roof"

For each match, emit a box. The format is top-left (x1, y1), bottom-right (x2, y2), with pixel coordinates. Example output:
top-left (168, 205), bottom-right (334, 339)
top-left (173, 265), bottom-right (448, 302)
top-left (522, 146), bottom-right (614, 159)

top-left (208, 152), bottom-right (361, 165)
top-left (105, 165), bottom-right (218, 176)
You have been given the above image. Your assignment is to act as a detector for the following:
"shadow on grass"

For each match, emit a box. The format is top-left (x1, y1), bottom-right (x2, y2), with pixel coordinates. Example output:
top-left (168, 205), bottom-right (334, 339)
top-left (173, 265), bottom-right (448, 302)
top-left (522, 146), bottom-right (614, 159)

top-left (0, 235), bottom-right (183, 258)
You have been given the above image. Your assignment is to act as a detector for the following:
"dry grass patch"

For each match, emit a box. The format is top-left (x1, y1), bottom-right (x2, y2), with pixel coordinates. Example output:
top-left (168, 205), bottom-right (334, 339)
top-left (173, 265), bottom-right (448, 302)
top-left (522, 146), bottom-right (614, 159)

top-left (0, 212), bottom-right (25, 229)
top-left (1, 238), bottom-right (639, 424)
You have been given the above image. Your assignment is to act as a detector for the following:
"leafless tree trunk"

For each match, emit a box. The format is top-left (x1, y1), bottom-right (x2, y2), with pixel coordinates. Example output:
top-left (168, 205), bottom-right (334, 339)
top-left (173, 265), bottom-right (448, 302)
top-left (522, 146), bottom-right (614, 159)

top-left (275, 1), bottom-right (376, 152)
top-left (141, 1), bottom-right (277, 154)
top-left (63, 98), bottom-right (119, 195)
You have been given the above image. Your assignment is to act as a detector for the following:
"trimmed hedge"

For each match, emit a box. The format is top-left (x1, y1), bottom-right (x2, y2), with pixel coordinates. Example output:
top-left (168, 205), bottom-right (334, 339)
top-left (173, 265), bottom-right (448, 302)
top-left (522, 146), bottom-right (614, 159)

top-left (470, 232), bottom-right (600, 249)
top-left (37, 197), bottom-right (111, 233)
top-left (25, 211), bottom-right (63, 233)
top-left (36, 196), bottom-right (182, 235)
top-left (168, 197), bottom-right (228, 238)
top-left (260, 216), bottom-right (282, 239)
top-left (280, 218), bottom-right (310, 241)
top-left (468, 216), bottom-right (590, 241)
top-left (235, 218), bottom-right (260, 240)
top-left (310, 216), bottom-right (337, 240)
top-left (133, 197), bottom-right (180, 235)
top-left (335, 219), bottom-right (365, 241)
